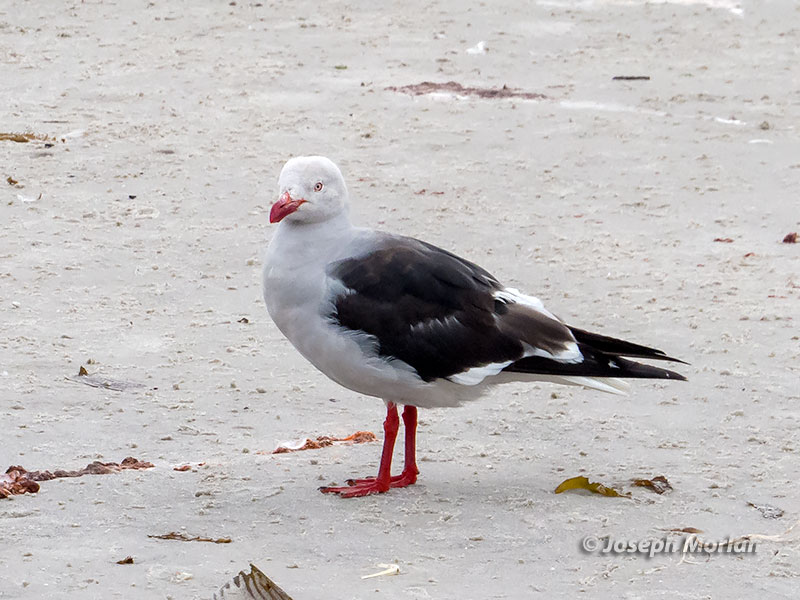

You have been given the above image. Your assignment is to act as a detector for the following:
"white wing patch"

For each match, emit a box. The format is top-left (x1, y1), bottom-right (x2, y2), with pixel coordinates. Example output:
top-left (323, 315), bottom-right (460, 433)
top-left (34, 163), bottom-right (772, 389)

top-left (520, 341), bottom-right (583, 364)
top-left (448, 360), bottom-right (515, 386)
top-left (494, 288), bottom-right (584, 364)
top-left (448, 288), bottom-right (585, 386)
top-left (493, 287), bottom-right (560, 321)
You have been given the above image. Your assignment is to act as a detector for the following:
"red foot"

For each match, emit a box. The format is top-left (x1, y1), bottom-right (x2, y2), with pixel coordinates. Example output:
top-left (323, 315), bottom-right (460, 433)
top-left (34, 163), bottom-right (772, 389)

top-left (319, 471), bottom-right (417, 498)
top-left (319, 404), bottom-right (419, 499)
top-left (320, 480), bottom-right (387, 498)
top-left (346, 470), bottom-right (418, 487)
top-left (320, 470), bottom-right (417, 498)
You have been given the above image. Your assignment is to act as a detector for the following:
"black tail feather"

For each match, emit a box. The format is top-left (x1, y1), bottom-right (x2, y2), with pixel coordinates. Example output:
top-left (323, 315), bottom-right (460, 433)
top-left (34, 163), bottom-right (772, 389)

top-left (503, 343), bottom-right (687, 381)
top-left (567, 326), bottom-right (689, 365)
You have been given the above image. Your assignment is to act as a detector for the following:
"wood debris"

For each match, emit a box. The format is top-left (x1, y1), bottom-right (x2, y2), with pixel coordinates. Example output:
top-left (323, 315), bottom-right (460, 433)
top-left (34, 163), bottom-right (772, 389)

top-left (148, 532), bottom-right (232, 544)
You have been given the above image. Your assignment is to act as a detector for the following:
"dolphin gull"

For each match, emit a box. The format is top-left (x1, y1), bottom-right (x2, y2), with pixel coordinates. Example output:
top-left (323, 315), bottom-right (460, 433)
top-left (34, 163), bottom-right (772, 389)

top-left (262, 156), bottom-right (686, 498)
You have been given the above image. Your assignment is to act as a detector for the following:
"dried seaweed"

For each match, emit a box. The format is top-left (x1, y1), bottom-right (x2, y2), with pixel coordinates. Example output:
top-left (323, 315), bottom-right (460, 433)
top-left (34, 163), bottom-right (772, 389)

top-left (713, 237), bottom-right (734, 243)
top-left (632, 475), bottom-right (673, 494)
top-left (214, 563), bottom-right (293, 600)
top-left (386, 81), bottom-right (546, 101)
top-left (173, 462), bottom-right (205, 472)
top-left (1, 457), bottom-right (153, 498)
top-left (662, 527), bottom-right (704, 534)
top-left (0, 132), bottom-right (56, 143)
top-left (554, 475), bottom-right (630, 498)
top-left (783, 232), bottom-right (798, 244)
top-left (0, 469), bottom-right (40, 498)
top-left (271, 431), bottom-right (376, 454)
top-left (28, 457), bottom-right (153, 479)
top-left (0, 132), bottom-right (41, 143)
top-left (116, 556), bottom-right (134, 565)
top-left (149, 532), bottom-right (232, 544)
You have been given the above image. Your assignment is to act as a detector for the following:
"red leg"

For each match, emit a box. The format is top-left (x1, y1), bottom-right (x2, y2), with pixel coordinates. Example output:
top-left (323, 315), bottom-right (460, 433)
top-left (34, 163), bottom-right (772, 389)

top-left (320, 402), bottom-right (400, 498)
top-left (320, 403), bottom-right (420, 497)
top-left (347, 405), bottom-right (418, 486)
top-left (397, 405), bottom-right (419, 485)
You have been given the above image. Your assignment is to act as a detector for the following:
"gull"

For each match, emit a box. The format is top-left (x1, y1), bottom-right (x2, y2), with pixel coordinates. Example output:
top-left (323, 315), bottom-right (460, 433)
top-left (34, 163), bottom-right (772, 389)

top-left (263, 156), bottom-right (686, 497)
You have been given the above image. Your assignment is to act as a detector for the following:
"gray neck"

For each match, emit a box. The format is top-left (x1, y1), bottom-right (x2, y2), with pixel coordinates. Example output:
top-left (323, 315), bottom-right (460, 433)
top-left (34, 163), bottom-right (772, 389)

top-left (269, 209), bottom-right (356, 270)
top-left (282, 208), bottom-right (352, 238)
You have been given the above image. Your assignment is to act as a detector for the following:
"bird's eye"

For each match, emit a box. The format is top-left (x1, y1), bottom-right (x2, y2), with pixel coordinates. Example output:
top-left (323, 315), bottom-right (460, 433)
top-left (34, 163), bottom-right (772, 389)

top-left (314, 181), bottom-right (324, 192)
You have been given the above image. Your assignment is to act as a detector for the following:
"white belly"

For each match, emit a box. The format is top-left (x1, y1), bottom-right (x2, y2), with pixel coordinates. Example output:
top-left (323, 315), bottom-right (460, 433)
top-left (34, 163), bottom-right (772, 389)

top-left (262, 226), bottom-right (488, 408)
top-left (264, 281), bottom-right (481, 408)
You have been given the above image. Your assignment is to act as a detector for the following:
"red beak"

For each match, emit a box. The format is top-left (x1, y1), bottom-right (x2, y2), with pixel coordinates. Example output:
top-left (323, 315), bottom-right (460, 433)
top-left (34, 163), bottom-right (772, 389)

top-left (270, 192), bottom-right (306, 223)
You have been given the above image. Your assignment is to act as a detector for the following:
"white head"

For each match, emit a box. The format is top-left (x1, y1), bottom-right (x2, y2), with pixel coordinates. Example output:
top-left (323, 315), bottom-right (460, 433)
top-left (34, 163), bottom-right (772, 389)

top-left (270, 156), bottom-right (349, 225)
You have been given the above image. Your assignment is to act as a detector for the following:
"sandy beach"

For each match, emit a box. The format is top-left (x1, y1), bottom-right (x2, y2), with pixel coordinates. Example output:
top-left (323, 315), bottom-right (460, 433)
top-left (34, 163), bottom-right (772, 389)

top-left (1, 0), bottom-right (799, 598)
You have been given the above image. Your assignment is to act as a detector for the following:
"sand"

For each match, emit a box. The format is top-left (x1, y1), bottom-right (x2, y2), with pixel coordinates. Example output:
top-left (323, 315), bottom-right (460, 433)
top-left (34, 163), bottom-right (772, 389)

top-left (1, 0), bottom-right (798, 598)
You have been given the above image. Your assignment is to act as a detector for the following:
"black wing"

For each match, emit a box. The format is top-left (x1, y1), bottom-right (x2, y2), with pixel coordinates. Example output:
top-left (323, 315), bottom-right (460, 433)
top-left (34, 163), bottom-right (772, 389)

top-left (327, 237), bottom-right (583, 382)
top-left (328, 236), bottom-right (686, 385)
